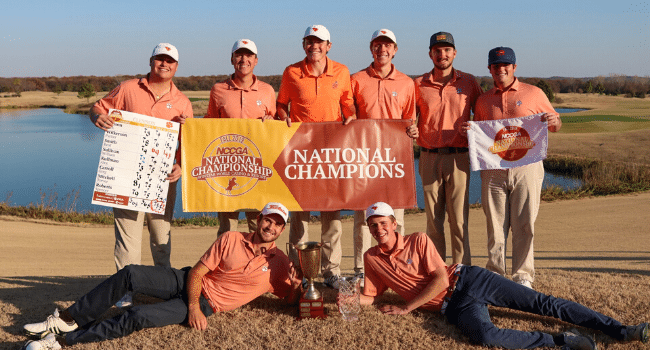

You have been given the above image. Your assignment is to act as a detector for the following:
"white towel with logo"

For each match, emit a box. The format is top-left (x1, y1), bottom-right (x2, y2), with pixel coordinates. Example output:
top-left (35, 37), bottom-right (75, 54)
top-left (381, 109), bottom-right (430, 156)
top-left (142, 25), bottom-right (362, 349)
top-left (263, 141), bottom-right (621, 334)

top-left (468, 114), bottom-right (548, 171)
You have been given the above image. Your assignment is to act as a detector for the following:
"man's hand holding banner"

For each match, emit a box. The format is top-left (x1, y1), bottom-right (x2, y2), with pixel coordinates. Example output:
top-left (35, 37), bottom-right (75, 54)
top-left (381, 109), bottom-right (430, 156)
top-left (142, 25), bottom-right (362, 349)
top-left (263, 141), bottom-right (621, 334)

top-left (467, 114), bottom-right (548, 172)
top-left (181, 119), bottom-right (416, 212)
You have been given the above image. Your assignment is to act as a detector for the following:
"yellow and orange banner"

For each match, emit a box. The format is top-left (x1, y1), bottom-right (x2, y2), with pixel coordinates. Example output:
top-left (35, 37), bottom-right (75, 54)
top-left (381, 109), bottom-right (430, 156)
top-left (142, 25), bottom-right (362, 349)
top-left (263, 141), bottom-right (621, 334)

top-left (181, 119), bottom-right (416, 212)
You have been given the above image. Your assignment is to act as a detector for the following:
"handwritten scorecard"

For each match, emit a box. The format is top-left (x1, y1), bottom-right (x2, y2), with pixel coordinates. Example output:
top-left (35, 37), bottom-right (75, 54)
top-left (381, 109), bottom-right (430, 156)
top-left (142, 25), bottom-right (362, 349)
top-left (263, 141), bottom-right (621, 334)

top-left (91, 109), bottom-right (179, 214)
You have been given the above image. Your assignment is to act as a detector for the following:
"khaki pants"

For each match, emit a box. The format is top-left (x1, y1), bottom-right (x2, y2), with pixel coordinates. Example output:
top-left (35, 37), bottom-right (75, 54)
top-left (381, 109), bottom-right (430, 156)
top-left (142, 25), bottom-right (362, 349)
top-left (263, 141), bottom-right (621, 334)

top-left (352, 209), bottom-right (405, 273)
top-left (113, 182), bottom-right (177, 271)
top-left (481, 161), bottom-right (544, 283)
top-left (419, 151), bottom-right (471, 265)
top-left (288, 211), bottom-right (342, 278)
top-left (217, 211), bottom-right (259, 235)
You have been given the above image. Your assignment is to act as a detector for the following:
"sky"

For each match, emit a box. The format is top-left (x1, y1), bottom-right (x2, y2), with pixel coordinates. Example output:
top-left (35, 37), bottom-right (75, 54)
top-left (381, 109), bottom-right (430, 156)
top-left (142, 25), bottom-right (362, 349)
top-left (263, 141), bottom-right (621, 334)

top-left (1, 0), bottom-right (648, 79)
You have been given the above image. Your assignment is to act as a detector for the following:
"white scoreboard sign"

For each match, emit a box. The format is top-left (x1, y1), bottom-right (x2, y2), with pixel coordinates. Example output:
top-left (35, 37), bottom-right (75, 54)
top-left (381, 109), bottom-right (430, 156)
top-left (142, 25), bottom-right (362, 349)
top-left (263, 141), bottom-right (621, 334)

top-left (92, 109), bottom-right (179, 214)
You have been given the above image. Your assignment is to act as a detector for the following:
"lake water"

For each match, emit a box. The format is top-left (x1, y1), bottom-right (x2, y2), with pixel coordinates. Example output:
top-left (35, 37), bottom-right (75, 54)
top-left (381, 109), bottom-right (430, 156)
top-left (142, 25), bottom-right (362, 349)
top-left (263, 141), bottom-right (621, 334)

top-left (0, 109), bottom-right (582, 218)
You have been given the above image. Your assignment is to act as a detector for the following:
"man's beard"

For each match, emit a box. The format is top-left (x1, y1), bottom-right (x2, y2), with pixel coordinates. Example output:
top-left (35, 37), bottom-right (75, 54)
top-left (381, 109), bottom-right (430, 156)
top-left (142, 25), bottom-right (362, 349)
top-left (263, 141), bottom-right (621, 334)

top-left (434, 60), bottom-right (452, 71)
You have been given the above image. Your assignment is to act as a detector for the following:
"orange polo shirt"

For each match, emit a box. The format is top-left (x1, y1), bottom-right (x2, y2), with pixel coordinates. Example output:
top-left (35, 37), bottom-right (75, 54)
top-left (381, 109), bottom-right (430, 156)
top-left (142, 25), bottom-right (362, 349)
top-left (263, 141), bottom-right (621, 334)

top-left (363, 232), bottom-right (459, 312)
top-left (474, 78), bottom-right (556, 121)
top-left (204, 75), bottom-right (276, 119)
top-left (414, 69), bottom-right (482, 149)
top-left (199, 231), bottom-right (293, 312)
top-left (94, 76), bottom-right (193, 164)
top-left (277, 57), bottom-right (355, 122)
top-left (351, 64), bottom-right (415, 120)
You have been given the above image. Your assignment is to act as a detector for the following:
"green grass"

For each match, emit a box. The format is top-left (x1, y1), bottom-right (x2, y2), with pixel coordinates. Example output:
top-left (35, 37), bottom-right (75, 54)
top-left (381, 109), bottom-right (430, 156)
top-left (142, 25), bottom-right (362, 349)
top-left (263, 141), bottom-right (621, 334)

top-left (558, 114), bottom-right (650, 133)
top-left (188, 98), bottom-right (208, 102)
top-left (561, 114), bottom-right (650, 123)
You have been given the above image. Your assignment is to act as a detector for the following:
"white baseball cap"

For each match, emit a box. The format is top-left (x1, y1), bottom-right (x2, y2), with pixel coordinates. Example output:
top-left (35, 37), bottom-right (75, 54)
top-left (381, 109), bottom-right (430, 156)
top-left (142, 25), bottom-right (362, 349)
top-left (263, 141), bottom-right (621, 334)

top-left (232, 39), bottom-right (258, 55)
top-left (365, 202), bottom-right (395, 221)
top-left (260, 202), bottom-right (289, 224)
top-left (371, 29), bottom-right (397, 45)
top-left (304, 25), bottom-right (330, 41)
top-left (151, 43), bottom-right (179, 62)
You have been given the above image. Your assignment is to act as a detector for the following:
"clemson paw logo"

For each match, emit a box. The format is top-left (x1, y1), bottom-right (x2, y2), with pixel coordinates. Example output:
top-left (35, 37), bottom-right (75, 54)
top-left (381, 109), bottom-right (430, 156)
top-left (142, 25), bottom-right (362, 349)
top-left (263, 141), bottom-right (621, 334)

top-left (381, 30), bottom-right (387, 34)
top-left (166, 122), bottom-right (173, 128)
top-left (436, 34), bottom-right (446, 40)
top-left (165, 46), bottom-right (171, 51)
top-left (371, 206), bottom-right (378, 211)
top-left (312, 27), bottom-right (318, 31)
top-left (242, 41), bottom-right (248, 44)
top-left (332, 81), bottom-right (339, 89)
top-left (497, 50), bottom-right (505, 56)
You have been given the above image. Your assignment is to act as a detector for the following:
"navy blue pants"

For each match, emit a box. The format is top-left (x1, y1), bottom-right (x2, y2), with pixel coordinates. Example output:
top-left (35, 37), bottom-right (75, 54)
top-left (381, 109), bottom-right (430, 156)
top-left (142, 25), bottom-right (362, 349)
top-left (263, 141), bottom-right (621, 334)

top-left (444, 266), bottom-right (627, 349)
top-left (65, 265), bottom-right (213, 345)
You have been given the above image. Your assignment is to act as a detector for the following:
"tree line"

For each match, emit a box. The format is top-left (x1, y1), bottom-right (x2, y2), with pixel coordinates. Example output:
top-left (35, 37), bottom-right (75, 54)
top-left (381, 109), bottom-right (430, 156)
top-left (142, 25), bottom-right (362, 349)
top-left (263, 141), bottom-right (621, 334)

top-left (1, 74), bottom-right (648, 100)
top-left (471, 75), bottom-right (649, 101)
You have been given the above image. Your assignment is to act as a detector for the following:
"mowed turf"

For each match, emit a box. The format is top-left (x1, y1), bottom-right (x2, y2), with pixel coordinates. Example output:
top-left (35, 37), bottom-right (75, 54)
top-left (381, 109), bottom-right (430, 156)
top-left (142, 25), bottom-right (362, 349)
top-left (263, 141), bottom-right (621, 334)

top-left (549, 94), bottom-right (650, 165)
top-left (555, 93), bottom-right (650, 134)
top-left (1, 191), bottom-right (649, 350)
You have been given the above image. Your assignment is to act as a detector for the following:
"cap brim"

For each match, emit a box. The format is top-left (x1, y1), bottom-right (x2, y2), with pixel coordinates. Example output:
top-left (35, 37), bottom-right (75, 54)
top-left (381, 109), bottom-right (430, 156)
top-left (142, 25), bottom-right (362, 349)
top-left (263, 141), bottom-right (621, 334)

top-left (489, 59), bottom-right (515, 65)
top-left (429, 42), bottom-right (455, 50)
top-left (153, 53), bottom-right (178, 62)
top-left (233, 48), bottom-right (256, 55)
top-left (372, 36), bottom-right (396, 44)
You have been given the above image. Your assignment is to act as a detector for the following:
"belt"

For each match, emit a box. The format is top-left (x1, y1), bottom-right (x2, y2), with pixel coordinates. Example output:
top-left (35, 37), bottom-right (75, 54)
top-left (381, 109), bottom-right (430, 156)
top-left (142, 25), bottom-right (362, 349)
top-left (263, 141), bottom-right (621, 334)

top-left (420, 147), bottom-right (468, 154)
top-left (440, 264), bottom-right (464, 315)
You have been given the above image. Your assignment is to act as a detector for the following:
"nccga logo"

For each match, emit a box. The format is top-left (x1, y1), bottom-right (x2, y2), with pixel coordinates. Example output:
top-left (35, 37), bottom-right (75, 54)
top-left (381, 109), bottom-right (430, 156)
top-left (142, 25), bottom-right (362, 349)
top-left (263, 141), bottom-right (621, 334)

top-left (488, 126), bottom-right (535, 162)
top-left (191, 134), bottom-right (273, 196)
top-left (109, 110), bottom-right (123, 122)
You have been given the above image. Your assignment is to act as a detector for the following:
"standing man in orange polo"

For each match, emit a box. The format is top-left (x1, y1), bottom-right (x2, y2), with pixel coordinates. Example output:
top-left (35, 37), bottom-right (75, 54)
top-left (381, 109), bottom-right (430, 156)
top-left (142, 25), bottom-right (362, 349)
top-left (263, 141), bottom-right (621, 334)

top-left (204, 39), bottom-right (276, 236)
top-left (350, 28), bottom-right (418, 280)
top-left (414, 32), bottom-right (482, 266)
top-left (473, 47), bottom-right (561, 289)
top-left (277, 24), bottom-right (355, 289)
top-left (89, 43), bottom-right (193, 307)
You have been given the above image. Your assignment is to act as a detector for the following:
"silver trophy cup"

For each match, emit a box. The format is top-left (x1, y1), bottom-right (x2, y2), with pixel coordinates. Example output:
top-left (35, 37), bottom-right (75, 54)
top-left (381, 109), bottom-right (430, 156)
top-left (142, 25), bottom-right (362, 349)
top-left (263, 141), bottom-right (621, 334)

top-left (294, 241), bottom-right (322, 300)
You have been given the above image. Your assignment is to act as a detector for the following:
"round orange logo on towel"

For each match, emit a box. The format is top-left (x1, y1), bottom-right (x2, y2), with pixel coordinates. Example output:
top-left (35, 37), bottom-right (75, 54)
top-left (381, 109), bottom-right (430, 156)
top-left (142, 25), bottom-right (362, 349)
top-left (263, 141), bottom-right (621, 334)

top-left (489, 126), bottom-right (535, 162)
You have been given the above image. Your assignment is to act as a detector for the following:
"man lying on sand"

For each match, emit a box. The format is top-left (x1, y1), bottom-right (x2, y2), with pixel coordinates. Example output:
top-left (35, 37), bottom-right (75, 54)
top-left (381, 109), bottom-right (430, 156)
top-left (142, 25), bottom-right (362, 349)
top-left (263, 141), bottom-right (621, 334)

top-left (354, 201), bottom-right (648, 350)
top-left (21, 202), bottom-right (302, 350)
